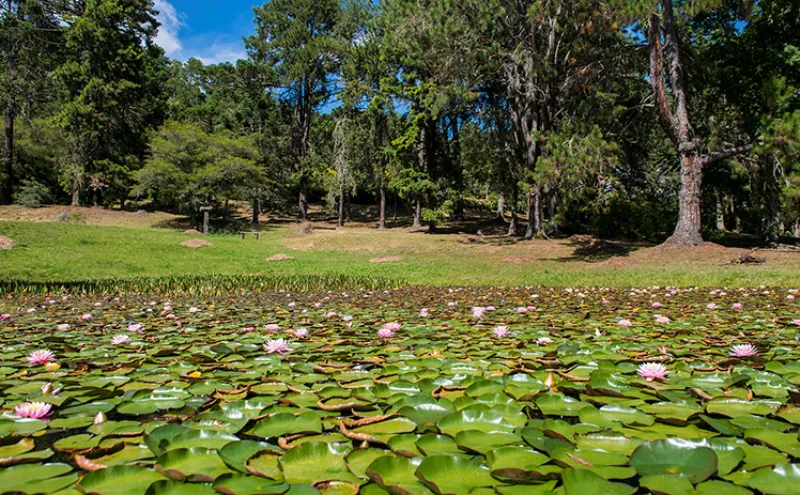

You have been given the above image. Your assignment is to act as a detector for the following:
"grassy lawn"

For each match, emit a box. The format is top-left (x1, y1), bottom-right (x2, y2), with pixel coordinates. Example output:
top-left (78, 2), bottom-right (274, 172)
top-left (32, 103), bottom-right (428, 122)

top-left (2, 218), bottom-right (799, 287)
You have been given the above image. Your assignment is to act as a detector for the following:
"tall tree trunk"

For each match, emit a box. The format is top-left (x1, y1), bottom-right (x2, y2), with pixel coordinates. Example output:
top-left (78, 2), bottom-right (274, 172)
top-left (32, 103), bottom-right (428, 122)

top-left (2, 110), bottom-right (14, 204)
top-left (379, 185), bottom-right (386, 230)
top-left (298, 174), bottom-right (308, 220)
top-left (413, 199), bottom-right (422, 228)
top-left (548, 189), bottom-right (558, 235)
top-left (508, 183), bottom-right (518, 236)
top-left (496, 192), bottom-right (505, 220)
top-left (338, 187), bottom-right (345, 227)
top-left (715, 192), bottom-right (725, 230)
top-left (71, 163), bottom-right (81, 206)
top-left (648, 0), bottom-right (751, 247)
top-left (252, 197), bottom-right (259, 224)
top-left (669, 151), bottom-right (705, 246)
top-left (524, 186), bottom-right (542, 240)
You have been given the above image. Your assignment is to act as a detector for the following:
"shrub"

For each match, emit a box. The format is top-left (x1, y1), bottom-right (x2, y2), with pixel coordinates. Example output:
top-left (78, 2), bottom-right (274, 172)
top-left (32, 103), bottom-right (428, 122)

top-left (15, 180), bottom-right (52, 208)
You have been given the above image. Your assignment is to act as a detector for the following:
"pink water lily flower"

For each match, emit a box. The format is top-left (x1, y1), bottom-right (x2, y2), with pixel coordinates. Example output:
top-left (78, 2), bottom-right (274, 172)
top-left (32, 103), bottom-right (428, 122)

top-left (447, 301), bottom-right (457, 307)
top-left (788, 295), bottom-right (796, 301)
top-left (27, 350), bottom-right (54, 366)
top-left (707, 303), bottom-right (718, 310)
top-left (472, 307), bottom-right (486, 320)
top-left (244, 327), bottom-right (254, 333)
top-left (294, 328), bottom-right (309, 339)
top-left (637, 362), bottom-right (668, 382)
top-left (657, 345), bottom-right (668, 355)
top-left (493, 326), bottom-right (510, 338)
top-left (342, 315), bottom-right (353, 322)
top-left (111, 335), bottom-right (131, 345)
top-left (56, 324), bottom-right (70, 331)
top-left (1, 313), bottom-right (11, 321)
top-left (264, 338), bottom-right (290, 354)
top-left (792, 319), bottom-right (800, 326)
top-left (14, 402), bottom-right (52, 420)
top-left (732, 303), bottom-right (743, 310)
top-left (265, 324), bottom-right (280, 332)
top-left (81, 314), bottom-right (92, 321)
top-left (128, 323), bottom-right (144, 333)
top-left (730, 344), bottom-right (758, 357)
top-left (536, 337), bottom-right (553, 345)
top-left (324, 312), bottom-right (338, 319)
top-left (618, 319), bottom-right (632, 327)
top-left (314, 302), bottom-right (322, 308)
top-left (652, 302), bottom-right (662, 309)
top-left (383, 322), bottom-right (401, 332)
top-left (654, 315), bottom-right (671, 324)
top-left (288, 302), bottom-right (296, 308)
top-left (377, 328), bottom-right (394, 339)
top-left (516, 307), bottom-right (528, 314)
top-left (419, 308), bottom-right (430, 318)
top-left (527, 306), bottom-right (537, 311)
top-left (188, 307), bottom-right (199, 313)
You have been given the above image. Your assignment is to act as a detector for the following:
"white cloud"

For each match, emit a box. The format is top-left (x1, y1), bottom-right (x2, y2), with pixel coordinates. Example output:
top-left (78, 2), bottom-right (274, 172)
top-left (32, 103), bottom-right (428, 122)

top-left (153, 0), bottom-right (184, 57)
top-left (194, 42), bottom-right (247, 65)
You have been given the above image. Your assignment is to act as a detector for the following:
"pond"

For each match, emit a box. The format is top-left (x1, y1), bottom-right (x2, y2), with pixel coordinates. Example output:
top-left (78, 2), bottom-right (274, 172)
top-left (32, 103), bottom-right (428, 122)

top-left (0, 286), bottom-right (798, 494)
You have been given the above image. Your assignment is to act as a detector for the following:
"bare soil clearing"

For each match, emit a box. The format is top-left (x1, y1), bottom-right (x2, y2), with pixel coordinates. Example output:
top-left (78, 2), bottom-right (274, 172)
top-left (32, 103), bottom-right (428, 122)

top-left (181, 239), bottom-right (213, 248)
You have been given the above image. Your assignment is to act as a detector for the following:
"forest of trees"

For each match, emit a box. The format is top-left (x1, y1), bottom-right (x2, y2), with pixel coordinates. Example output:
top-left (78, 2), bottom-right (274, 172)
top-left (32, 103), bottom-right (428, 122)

top-left (1, 0), bottom-right (799, 246)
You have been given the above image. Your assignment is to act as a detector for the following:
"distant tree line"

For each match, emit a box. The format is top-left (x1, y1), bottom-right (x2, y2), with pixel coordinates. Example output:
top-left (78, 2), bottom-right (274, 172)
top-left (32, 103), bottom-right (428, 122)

top-left (1, 0), bottom-right (798, 245)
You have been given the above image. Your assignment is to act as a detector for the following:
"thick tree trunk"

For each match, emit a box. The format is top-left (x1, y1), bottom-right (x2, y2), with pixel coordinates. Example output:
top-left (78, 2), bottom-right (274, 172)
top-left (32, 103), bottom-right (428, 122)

top-left (524, 186), bottom-right (542, 240)
top-left (496, 192), bottom-right (505, 220)
top-left (665, 151), bottom-right (704, 246)
top-left (413, 200), bottom-right (422, 228)
top-left (2, 110), bottom-right (14, 204)
top-left (298, 174), bottom-right (308, 221)
top-left (379, 185), bottom-right (386, 230)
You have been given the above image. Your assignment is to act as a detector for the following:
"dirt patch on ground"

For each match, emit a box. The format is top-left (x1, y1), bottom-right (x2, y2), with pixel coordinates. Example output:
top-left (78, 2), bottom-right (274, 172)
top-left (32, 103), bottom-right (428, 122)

top-left (460, 235), bottom-right (485, 244)
top-left (369, 256), bottom-right (403, 263)
top-left (267, 253), bottom-right (294, 262)
top-left (183, 229), bottom-right (202, 235)
top-left (0, 205), bottom-right (181, 230)
top-left (181, 239), bottom-right (213, 248)
top-left (504, 256), bottom-right (536, 264)
top-left (0, 236), bottom-right (15, 250)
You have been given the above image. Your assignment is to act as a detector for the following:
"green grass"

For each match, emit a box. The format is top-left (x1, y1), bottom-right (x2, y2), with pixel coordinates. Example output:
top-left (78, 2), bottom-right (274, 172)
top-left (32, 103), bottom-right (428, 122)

top-left (1, 220), bottom-right (799, 288)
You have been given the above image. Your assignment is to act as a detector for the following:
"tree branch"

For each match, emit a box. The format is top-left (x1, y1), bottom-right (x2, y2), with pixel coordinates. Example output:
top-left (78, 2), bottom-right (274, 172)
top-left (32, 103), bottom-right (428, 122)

top-left (647, 14), bottom-right (679, 145)
top-left (702, 144), bottom-right (754, 166)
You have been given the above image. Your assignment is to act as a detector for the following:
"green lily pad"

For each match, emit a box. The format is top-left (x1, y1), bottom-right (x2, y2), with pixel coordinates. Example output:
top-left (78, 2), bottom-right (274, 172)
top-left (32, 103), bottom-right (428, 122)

top-left (629, 439), bottom-right (718, 483)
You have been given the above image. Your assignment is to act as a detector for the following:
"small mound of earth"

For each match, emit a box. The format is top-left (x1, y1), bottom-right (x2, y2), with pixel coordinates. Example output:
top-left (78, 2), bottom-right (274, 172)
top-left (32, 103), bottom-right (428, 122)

top-left (567, 234), bottom-right (593, 245)
top-left (135, 209), bottom-right (149, 216)
top-left (181, 238), bottom-right (213, 248)
top-left (460, 235), bottom-right (485, 244)
top-left (0, 236), bottom-right (15, 250)
top-left (267, 253), bottom-right (294, 262)
top-left (183, 229), bottom-right (202, 235)
top-left (369, 256), bottom-right (403, 263)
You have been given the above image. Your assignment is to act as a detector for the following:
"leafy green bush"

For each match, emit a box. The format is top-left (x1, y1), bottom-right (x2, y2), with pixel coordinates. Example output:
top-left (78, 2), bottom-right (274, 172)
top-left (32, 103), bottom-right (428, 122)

top-left (14, 180), bottom-right (52, 208)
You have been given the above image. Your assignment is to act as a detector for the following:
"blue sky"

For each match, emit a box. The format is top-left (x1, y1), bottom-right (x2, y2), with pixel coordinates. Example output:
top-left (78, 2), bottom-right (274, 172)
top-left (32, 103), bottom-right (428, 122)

top-left (153, 0), bottom-right (260, 64)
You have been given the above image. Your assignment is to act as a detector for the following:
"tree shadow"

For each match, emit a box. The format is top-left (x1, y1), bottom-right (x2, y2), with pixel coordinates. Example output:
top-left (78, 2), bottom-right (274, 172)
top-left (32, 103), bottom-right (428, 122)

top-left (554, 238), bottom-right (638, 263)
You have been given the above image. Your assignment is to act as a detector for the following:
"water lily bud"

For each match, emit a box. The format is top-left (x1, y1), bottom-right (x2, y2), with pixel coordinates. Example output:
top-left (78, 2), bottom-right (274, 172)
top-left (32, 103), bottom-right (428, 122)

top-left (41, 383), bottom-right (53, 395)
top-left (44, 362), bottom-right (61, 371)
top-left (94, 411), bottom-right (106, 424)
top-left (544, 372), bottom-right (557, 391)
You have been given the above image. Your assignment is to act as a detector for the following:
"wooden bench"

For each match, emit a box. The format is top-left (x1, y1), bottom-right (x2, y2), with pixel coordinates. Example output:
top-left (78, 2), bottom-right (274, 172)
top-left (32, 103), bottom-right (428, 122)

top-left (239, 231), bottom-right (260, 239)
